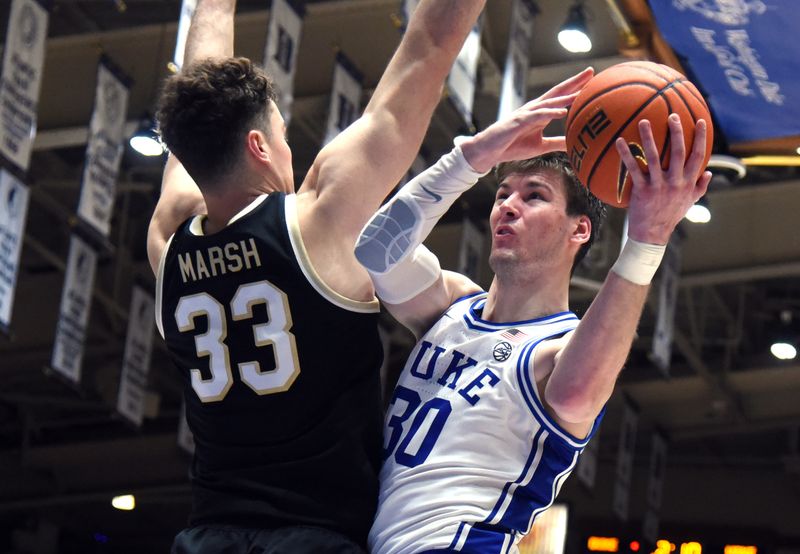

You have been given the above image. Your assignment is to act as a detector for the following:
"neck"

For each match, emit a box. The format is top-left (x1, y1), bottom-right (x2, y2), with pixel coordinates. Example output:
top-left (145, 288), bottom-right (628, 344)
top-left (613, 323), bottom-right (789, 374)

top-left (481, 268), bottom-right (571, 323)
top-left (201, 171), bottom-right (282, 234)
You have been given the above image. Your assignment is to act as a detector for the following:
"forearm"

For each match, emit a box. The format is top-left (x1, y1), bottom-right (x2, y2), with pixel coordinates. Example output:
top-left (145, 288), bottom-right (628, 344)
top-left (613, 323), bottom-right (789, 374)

top-left (544, 272), bottom-right (648, 423)
top-left (184, 0), bottom-right (236, 65)
top-left (366, 0), bottom-right (485, 115)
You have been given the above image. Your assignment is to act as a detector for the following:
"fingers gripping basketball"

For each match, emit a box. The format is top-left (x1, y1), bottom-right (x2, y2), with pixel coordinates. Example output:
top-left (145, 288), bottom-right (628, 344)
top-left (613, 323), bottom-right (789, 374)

top-left (565, 61), bottom-right (714, 208)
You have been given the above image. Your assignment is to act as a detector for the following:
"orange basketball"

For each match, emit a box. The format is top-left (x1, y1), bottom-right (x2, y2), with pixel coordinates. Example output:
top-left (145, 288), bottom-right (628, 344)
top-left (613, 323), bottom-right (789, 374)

top-left (565, 61), bottom-right (713, 208)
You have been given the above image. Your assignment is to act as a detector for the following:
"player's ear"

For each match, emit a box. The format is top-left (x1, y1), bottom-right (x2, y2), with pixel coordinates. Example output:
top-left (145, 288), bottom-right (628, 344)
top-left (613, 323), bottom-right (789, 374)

top-left (246, 130), bottom-right (270, 165)
top-left (570, 215), bottom-right (591, 246)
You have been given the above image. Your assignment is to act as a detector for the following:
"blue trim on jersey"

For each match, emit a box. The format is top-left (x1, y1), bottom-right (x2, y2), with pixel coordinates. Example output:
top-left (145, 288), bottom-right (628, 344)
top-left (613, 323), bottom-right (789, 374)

top-left (515, 336), bottom-right (604, 449)
top-left (484, 427), bottom-right (546, 524)
top-left (462, 298), bottom-right (578, 333)
top-left (457, 429), bottom-right (548, 552)
top-left (497, 440), bottom-right (579, 533)
top-left (447, 522), bottom-right (468, 550)
top-left (451, 291), bottom-right (486, 307)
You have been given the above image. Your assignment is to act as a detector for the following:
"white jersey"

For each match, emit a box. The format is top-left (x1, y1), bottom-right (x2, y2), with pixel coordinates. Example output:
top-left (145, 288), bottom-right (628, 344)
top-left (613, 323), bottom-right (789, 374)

top-left (369, 293), bottom-right (604, 554)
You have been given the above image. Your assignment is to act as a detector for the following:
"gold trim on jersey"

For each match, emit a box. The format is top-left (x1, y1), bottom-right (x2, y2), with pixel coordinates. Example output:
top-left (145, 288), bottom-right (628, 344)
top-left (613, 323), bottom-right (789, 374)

top-left (284, 194), bottom-right (380, 314)
top-left (154, 233), bottom-right (175, 339)
top-left (188, 195), bottom-right (270, 236)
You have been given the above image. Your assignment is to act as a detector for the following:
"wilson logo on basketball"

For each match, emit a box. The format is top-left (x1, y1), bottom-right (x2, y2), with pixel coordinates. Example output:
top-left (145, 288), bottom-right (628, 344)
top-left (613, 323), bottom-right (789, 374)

top-left (568, 109), bottom-right (612, 172)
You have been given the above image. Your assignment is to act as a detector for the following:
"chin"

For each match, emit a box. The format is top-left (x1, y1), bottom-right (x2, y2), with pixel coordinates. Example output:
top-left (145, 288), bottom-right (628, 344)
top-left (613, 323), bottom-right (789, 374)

top-left (489, 250), bottom-right (517, 273)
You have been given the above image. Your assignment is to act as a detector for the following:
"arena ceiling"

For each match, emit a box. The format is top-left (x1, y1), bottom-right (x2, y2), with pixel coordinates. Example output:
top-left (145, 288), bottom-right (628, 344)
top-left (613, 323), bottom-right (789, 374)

top-left (0, 0), bottom-right (798, 551)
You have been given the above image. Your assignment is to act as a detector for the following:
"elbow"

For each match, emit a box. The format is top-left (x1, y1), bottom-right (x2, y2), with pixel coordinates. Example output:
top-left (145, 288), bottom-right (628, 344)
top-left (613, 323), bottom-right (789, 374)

top-left (543, 382), bottom-right (598, 424)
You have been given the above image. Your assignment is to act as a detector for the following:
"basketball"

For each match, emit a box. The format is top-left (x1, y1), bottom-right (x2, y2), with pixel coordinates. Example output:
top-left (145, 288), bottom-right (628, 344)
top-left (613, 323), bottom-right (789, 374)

top-left (565, 61), bottom-right (714, 208)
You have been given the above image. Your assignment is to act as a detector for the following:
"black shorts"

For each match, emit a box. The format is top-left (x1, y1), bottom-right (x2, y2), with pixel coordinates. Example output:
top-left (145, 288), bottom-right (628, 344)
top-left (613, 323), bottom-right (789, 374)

top-left (171, 524), bottom-right (366, 554)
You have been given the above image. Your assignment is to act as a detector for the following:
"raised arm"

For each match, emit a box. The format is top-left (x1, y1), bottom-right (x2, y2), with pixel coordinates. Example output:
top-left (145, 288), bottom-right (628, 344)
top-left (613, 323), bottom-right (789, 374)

top-left (355, 70), bottom-right (594, 336)
top-left (304, 0), bottom-right (486, 236)
top-left (538, 115), bottom-right (713, 438)
top-left (146, 0), bottom-right (236, 274)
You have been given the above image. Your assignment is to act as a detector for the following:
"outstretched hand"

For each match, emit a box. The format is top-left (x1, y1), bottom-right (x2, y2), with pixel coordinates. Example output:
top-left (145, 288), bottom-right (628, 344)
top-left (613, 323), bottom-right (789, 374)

top-left (460, 67), bottom-right (594, 173)
top-left (617, 114), bottom-right (713, 245)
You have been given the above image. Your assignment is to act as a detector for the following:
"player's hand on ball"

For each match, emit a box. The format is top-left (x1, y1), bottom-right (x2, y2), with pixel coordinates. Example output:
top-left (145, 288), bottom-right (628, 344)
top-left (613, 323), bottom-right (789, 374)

top-left (617, 114), bottom-right (713, 245)
top-left (460, 67), bottom-right (594, 173)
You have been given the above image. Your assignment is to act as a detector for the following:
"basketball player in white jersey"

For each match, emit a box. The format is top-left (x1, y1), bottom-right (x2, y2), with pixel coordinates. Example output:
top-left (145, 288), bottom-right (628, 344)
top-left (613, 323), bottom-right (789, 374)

top-left (146, 0), bottom-right (489, 551)
top-left (356, 87), bottom-right (712, 552)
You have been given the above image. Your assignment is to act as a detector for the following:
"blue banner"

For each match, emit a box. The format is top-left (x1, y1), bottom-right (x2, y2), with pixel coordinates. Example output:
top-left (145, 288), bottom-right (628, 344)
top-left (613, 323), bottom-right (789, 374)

top-left (649, 0), bottom-right (800, 142)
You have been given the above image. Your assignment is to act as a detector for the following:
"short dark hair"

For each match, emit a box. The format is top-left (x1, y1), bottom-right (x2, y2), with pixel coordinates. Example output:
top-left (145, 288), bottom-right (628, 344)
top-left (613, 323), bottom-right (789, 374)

top-left (494, 152), bottom-right (606, 271)
top-left (156, 57), bottom-right (278, 185)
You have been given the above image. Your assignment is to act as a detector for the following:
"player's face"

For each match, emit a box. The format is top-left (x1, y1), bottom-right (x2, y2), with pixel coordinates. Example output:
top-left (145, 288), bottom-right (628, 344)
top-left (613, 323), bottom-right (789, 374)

top-left (265, 100), bottom-right (294, 192)
top-left (489, 169), bottom-right (578, 276)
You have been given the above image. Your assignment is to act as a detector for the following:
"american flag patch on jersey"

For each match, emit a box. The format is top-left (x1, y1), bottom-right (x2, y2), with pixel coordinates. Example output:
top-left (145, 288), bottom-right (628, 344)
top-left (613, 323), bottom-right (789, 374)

top-left (500, 328), bottom-right (527, 343)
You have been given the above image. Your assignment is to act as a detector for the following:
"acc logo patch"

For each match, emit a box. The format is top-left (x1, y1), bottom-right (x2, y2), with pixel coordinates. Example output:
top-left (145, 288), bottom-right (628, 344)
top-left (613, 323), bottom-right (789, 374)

top-left (493, 341), bottom-right (513, 362)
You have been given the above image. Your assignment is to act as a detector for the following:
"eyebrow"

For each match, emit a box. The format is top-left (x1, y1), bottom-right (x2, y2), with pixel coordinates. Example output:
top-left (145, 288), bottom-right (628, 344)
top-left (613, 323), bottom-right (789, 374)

top-left (497, 180), bottom-right (554, 193)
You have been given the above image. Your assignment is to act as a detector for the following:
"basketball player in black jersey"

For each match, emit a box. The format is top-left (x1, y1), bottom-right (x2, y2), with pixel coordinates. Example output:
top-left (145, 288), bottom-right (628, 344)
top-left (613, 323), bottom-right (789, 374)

top-left (146, 0), bottom-right (486, 552)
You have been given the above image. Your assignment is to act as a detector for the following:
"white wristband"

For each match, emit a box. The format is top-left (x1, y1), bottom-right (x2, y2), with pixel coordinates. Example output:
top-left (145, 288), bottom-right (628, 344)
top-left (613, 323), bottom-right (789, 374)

top-left (610, 237), bottom-right (666, 285)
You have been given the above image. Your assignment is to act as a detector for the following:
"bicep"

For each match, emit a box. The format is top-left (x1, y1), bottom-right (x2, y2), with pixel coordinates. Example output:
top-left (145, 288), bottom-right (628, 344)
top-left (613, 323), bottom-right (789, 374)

top-left (384, 271), bottom-right (481, 338)
top-left (147, 157), bottom-right (206, 274)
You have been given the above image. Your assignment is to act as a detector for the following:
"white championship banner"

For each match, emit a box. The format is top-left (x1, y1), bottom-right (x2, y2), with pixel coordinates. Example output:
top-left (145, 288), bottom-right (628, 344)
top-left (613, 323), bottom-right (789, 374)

top-left (263, 0), bottom-right (304, 122)
top-left (0, 169), bottom-right (29, 331)
top-left (612, 397), bottom-right (638, 521)
top-left (0, 0), bottom-right (50, 172)
top-left (76, 59), bottom-right (131, 237)
top-left (172, 0), bottom-right (198, 71)
top-left (498, 0), bottom-right (537, 120)
top-left (642, 430), bottom-right (668, 543)
top-left (447, 17), bottom-right (483, 126)
top-left (51, 234), bottom-right (97, 385)
top-left (323, 53), bottom-right (363, 146)
top-left (116, 286), bottom-right (156, 427)
top-left (651, 238), bottom-right (681, 375)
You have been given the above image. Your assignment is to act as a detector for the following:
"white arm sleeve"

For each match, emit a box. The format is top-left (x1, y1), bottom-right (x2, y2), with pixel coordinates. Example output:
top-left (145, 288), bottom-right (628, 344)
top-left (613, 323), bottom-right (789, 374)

top-left (354, 139), bottom-right (489, 303)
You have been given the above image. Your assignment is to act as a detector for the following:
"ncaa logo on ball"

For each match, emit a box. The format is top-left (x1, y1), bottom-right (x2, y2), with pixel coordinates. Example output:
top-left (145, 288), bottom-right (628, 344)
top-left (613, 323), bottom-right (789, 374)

top-left (493, 341), bottom-right (513, 362)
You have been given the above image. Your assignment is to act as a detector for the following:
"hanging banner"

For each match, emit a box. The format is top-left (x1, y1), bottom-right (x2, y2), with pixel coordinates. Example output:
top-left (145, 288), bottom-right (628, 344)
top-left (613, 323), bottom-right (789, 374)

top-left (76, 58), bottom-right (131, 238)
top-left (612, 397), bottom-right (638, 521)
top-left (0, 0), bottom-right (50, 173)
top-left (642, 430), bottom-right (669, 544)
top-left (172, 0), bottom-right (197, 71)
top-left (447, 17), bottom-right (483, 126)
top-left (177, 399), bottom-right (195, 455)
top-left (116, 286), bottom-right (155, 427)
top-left (323, 53), bottom-right (363, 146)
top-left (576, 430), bottom-right (599, 490)
top-left (0, 169), bottom-right (29, 332)
top-left (649, 0), bottom-right (800, 142)
top-left (263, 0), bottom-right (304, 122)
top-left (458, 217), bottom-right (484, 283)
top-left (651, 237), bottom-right (681, 375)
top-left (498, 0), bottom-right (538, 120)
top-left (51, 234), bottom-right (97, 385)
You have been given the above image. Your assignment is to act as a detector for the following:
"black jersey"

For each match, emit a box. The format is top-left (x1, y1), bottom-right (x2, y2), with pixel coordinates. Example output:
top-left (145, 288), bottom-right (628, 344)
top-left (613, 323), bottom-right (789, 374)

top-left (156, 193), bottom-right (383, 547)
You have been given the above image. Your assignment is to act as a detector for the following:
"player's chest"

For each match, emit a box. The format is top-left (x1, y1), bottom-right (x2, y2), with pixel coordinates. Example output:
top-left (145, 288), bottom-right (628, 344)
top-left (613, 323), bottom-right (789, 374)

top-left (399, 328), bottom-right (526, 410)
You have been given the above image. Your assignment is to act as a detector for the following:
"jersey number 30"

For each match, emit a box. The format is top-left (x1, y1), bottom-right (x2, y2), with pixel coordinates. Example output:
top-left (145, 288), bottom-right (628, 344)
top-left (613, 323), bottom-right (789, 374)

top-left (175, 280), bottom-right (300, 402)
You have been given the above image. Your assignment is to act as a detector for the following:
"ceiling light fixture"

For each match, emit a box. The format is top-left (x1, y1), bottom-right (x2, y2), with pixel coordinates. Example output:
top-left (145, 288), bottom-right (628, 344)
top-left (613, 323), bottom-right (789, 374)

top-left (685, 196), bottom-right (711, 224)
top-left (129, 117), bottom-right (165, 157)
top-left (558, 2), bottom-right (592, 54)
top-left (770, 310), bottom-right (798, 361)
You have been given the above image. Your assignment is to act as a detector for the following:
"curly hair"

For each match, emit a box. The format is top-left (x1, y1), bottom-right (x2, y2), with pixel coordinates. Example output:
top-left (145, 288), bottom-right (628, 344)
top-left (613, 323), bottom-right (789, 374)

top-left (494, 152), bottom-right (607, 272)
top-left (156, 57), bottom-right (278, 185)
